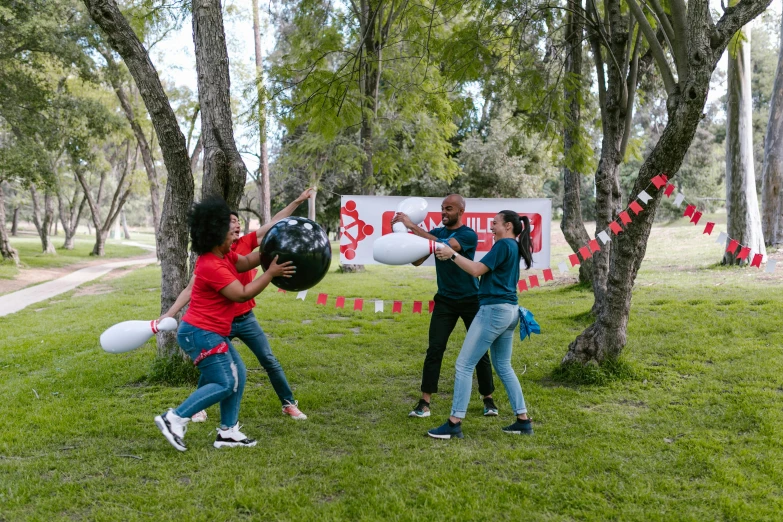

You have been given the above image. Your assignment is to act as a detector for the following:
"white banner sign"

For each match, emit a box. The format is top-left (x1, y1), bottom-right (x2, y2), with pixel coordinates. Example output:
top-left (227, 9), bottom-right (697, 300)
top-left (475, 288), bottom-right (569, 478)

top-left (339, 196), bottom-right (551, 268)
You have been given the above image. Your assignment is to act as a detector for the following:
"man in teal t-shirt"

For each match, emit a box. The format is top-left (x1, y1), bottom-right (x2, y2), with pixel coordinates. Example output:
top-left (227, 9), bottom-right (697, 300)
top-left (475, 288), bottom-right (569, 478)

top-left (392, 194), bottom-right (498, 418)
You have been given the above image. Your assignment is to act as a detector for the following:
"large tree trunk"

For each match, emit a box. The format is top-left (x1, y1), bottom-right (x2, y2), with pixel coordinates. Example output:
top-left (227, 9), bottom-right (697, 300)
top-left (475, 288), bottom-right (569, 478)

top-left (29, 184), bottom-right (57, 254)
top-left (83, 0), bottom-right (195, 359)
top-left (0, 183), bottom-right (19, 264)
top-left (192, 0), bottom-right (247, 208)
top-left (251, 0), bottom-right (271, 224)
top-left (57, 179), bottom-right (87, 250)
top-left (724, 28), bottom-right (766, 264)
top-left (761, 13), bottom-right (783, 247)
top-left (563, 0), bottom-right (772, 365)
top-left (561, 0), bottom-right (593, 285)
top-left (121, 209), bottom-right (131, 239)
top-left (359, 0), bottom-right (380, 196)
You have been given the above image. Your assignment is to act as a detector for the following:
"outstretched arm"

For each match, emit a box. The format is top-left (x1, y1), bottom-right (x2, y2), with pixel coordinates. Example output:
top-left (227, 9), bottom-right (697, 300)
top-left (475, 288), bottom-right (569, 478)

top-left (434, 245), bottom-right (489, 277)
top-left (255, 187), bottom-right (316, 242)
top-left (220, 256), bottom-right (295, 302)
top-left (158, 275), bottom-right (195, 322)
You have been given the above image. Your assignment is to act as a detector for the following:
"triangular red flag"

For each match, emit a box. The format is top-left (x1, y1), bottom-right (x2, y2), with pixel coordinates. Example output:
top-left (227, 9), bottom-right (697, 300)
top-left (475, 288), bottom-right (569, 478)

top-left (316, 293), bottom-right (328, 305)
top-left (690, 211), bottom-right (702, 225)
top-left (277, 288), bottom-right (286, 293)
top-left (335, 296), bottom-right (345, 308)
top-left (428, 300), bottom-right (435, 313)
top-left (609, 222), bottom-right (623, 235)
top-left (726, 239), bottom-right (739, 254)
top-left (651, 175), bottom-right (667, 189)
top-left (543, 268), bottom-right (553, 281)
top-left (703, 222), bottom-right (715, 235)
top-left (412, 301), bottom-right (422, 313)
top-left (660, 173), bottom-right (669, 183)
top-left (569, 253), bottom-right (580, 266)
top-left (354, 298), bottom-right (364, 311)
top-left (751, 253), bottom-right (763, 268)
top-left (589, 239), bottom-right (601, 253)
top-left (664, 183), bottom-right (676, 197)
top-left (529, 275), bottom-right (540, 288)
top-left (629, 201), bottom-right (644, 215)
top-left (518, 280), bottom-right (528, 292)
top-left (392, 301), bottom-right (402, 313)
top-left (683, 205), bottom-right (696, 218)
top-left (737, 247), bottom-right (751, 261)
top-left (619, 211), bottom-right (632, 225)
top-left (579, 246), bottom-right (592, 260)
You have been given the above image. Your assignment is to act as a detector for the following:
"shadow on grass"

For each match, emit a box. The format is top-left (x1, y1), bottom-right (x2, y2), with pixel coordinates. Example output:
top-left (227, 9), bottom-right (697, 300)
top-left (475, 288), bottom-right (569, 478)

top-left (145, 355), bottom-right (200, 386)
top-left (547, 357), bottom-right (637, 387)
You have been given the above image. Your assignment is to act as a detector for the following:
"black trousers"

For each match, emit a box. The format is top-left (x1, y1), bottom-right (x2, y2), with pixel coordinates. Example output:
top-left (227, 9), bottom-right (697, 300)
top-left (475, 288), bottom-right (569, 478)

top-left (420, 293), bottom-right (495, 396)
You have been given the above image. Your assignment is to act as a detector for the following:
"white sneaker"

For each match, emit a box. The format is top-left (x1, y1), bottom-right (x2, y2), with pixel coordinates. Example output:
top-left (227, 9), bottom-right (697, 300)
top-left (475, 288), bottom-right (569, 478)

top-left (191, 410), bottom-right (208, 423)
top-left (213, 424), bottom-right (257, 449)
top-left (154, 409), bottom-right (189, 452)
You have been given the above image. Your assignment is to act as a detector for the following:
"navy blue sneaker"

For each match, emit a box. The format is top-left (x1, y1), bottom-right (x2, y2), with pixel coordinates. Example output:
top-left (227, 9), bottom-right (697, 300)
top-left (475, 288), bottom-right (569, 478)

top-left (502, 418), bottom-right (533, 435)
top-left (427, 420), bottom-right (463, 439)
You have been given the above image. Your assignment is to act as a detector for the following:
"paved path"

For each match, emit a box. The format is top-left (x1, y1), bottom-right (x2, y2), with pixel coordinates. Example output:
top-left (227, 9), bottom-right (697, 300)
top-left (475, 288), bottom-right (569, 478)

top-left (0, 256), bottom-right (158, 317)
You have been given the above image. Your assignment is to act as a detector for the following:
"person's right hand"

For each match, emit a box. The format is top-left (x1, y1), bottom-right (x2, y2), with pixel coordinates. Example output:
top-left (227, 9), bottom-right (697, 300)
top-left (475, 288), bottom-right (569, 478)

top-left (391, 212), bottom-right (413, 229)
top-left (156, 314), bottom-right (173, 327)
top-left (267, 256), bottom-right (296, 278)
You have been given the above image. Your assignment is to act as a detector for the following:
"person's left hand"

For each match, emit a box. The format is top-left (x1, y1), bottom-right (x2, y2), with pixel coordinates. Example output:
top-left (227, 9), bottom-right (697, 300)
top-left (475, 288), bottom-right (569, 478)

top-left (435, 244), bottom-right (455, 261)
top-left (296, 187), bottom-right (316, 204)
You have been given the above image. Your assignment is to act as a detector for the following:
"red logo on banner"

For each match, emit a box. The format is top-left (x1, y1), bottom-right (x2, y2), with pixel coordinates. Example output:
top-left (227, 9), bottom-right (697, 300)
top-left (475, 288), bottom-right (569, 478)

top-left (380, 211), bottom-right (543, 253)
top-left (339, 200), bottom-right (375, 261)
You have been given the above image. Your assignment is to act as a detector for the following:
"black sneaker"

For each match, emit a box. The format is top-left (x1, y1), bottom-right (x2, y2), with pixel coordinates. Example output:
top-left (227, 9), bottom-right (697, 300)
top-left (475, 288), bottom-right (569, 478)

top-left (213, 424), bottom-right (258, 448)
top-left (408, 399), bottom-right (431, 418)
top-left (502, 418), bottom-right (533, 435)
top-left (427, 420), bottom-right (464, 439)
top-left (483, 397), bottom-right (499, 416)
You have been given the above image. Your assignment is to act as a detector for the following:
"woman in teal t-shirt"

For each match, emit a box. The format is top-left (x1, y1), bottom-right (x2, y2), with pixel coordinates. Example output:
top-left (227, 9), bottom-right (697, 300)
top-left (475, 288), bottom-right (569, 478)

top-left (427, 210), bottom-right (534, 439)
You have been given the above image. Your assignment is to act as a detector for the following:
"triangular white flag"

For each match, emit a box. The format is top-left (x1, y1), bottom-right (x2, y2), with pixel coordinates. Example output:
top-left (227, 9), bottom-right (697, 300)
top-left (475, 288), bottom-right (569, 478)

top-left (638, 190), bottom-right (653, 204)
top-left (766, 259), bottom-right (777, 273)
top-left (673, 193), bottom-right (685, 207)
top-left (375, 300), bottom-right (384, 313)
top-left (597, 231), bottom-right (611, 245)
top-left (296, 290), bottom-right (308, 301)
top-left (558, 262), bottom-right (568, 274)
top-left (716, 231), bottom-right (727, 245)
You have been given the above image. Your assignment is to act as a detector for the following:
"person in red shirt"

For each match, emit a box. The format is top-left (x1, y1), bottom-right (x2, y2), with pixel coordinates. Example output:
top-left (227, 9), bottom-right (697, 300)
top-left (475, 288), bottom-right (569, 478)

top-left (159, 188), bottom-right (314, 423)
top-left (154, 196), bottom-right (295, 452)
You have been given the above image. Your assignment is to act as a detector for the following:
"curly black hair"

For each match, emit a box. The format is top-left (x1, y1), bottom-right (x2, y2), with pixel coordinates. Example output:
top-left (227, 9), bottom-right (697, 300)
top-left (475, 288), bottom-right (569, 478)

top-left (188, 196), bottom-right (232, 255)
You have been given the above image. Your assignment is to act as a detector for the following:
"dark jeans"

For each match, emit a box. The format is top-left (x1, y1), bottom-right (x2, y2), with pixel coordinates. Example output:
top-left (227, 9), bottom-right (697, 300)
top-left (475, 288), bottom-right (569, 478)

top-left (421, 294), bottom-right (495, 396)
top-left (230, 312), bottom-right (295, 405)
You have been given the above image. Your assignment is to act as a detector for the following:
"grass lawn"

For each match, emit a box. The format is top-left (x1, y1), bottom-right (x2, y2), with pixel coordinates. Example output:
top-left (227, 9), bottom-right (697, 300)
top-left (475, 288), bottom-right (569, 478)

top-left (0, 235), bottom-right (150, 280)
top-left (1, 218), bottom-right (782, 521)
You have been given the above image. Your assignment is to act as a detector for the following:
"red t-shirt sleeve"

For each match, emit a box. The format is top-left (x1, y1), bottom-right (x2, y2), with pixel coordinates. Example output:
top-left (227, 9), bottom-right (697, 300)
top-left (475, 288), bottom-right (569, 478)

top-left (196, 254), bottom-right (238, 292)
top-left (232, 233), bottom-right (258, 256)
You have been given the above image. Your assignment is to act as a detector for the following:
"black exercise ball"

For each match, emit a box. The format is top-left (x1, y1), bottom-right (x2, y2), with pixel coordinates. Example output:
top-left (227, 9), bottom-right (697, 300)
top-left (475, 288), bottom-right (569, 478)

top-left (259, 217), bottom-right (332, 291)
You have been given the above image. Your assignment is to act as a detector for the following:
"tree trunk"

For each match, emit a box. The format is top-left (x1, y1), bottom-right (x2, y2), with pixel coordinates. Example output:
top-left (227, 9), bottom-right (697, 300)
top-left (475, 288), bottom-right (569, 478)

top-left (761, 13), bottom-right (783, 247)
top-left (84, 0), bottom-right (195, 359)
top-left (359, 0), bottom-right (380, 196)
top-left (92, 229), bottom-right (109, 256)
top-left (561, 0), bottom-right (593, 285)
top-left (30, 184), bottom-right (56, 254)
top-left (192, 0), bottom-right (247, 208)
top-left (251, 0), bottom-right (271, 224)
top-left (563, 0), bottom-right (772, 365)
top-left (724, 28), bottom-right (766, 264)
top-left (0, 183), bottom-right (19, 264)
top-left (11, 206), bottom-right (18, 236)
top-left (121, 209), bottom-right (131, 239)
top-left (58, 181), bottom-right (87, 250)
top-left (107, 63), bottom-right (161, 241)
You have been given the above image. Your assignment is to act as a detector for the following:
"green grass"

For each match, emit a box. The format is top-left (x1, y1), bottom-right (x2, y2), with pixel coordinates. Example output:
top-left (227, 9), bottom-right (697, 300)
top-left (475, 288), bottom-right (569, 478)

top-left (0, 235), bottom-right (149, 280)
top-left (1, 220), bottom-right (782, 520)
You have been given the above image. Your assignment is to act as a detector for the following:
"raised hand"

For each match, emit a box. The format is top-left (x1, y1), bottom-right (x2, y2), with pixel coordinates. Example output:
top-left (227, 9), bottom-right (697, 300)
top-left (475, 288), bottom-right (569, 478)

top-left (268, 255), bottom-right (296, 278)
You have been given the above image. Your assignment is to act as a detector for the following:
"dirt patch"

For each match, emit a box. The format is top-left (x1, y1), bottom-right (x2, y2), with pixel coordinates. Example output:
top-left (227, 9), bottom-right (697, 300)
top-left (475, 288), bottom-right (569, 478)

top-left (0, 255), bottom-right (153, 296)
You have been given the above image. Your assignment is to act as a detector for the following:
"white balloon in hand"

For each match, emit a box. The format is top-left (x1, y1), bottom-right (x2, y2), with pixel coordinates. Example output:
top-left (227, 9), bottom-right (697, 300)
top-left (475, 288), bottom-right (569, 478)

top-left (373, 233), bottom-right (444, 265)
top-left (100, 317), bottom-right (178, 353)
top-left (393, 197), bottom-right (428, 233)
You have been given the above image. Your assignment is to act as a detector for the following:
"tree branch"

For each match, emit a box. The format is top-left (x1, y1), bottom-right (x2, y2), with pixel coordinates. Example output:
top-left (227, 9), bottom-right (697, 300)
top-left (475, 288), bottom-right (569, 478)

top-left (625, 0), bottom-right (678, 94)
top-left (712, 0), bottom-right (774, 64)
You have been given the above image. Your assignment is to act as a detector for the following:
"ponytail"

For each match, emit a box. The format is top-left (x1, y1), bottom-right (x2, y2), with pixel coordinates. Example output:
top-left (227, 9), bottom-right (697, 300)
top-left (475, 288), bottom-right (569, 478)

top-left (498, 210), bottom-right (533, 269)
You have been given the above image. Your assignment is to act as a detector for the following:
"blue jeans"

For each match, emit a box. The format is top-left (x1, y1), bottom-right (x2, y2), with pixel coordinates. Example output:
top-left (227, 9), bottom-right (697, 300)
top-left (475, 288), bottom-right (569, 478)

top-left (230, 313), bottom-right (295, 405)
top-left (175, 321), bottom-right (246, 429)
top-left (450, 303), bottom-right (527, 419)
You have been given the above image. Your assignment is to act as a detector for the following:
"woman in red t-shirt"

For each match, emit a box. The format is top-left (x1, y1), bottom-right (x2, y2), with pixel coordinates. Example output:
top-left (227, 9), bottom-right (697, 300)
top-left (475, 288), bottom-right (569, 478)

top-left (154, 197), bottom-right (294, 452)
